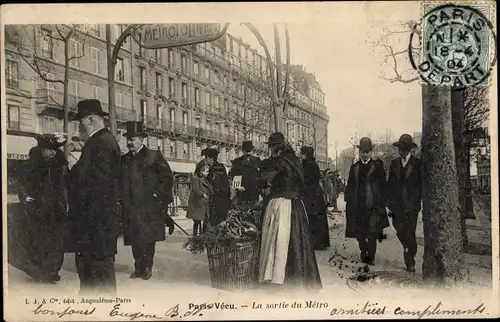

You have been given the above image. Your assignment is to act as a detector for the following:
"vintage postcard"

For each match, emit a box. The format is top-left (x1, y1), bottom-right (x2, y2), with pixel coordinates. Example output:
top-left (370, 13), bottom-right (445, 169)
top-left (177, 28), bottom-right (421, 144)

top-left (1, 1), bottom-right (498, 320)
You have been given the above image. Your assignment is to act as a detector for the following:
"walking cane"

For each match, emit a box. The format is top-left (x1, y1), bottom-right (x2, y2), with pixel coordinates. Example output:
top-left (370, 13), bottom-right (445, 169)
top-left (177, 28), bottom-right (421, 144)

top-left (172, 220), bottom-right (190, 236)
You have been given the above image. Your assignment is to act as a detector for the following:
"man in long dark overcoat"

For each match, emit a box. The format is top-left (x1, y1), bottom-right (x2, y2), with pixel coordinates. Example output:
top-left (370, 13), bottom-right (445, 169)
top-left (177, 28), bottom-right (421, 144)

top-left (229, 140), bottom-right (262, 205)
top-left (387, 134), bottom-right (422, 273)
top-left (120, 121), bottom-right (174, 280)
top-left (344, 137), bottom-right (389, 266)
top-left (66, 99), bottom-right (121, 295)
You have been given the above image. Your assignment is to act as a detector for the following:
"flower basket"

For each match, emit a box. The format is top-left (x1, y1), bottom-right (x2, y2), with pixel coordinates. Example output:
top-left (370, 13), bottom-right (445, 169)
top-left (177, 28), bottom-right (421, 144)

top-left (207, 240), bottom-right (260, 291)
top-left (184, 205), bottom-right (262, 291)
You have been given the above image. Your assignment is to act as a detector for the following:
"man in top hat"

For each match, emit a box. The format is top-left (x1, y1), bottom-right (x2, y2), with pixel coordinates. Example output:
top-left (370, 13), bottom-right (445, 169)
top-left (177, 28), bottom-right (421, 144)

top-left (229, 141), bottom-right (262, 205)
top-left (386, 134), bottom-right (422, 273)
top-left (66, 99), bottom-right (121, 295)
top-left (196, 146), bottom-right (231, 228)
top-left (344, 137), bottom-right (389, 265)
top-left (120, 121), bottom-right (174, 280)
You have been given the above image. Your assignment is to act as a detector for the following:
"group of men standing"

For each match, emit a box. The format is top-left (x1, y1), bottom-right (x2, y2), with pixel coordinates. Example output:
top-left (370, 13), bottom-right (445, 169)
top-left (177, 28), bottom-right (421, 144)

top-left (344, 134), bottom-right (422, 272)
top-left (65, 99), bottom-right (176, 294)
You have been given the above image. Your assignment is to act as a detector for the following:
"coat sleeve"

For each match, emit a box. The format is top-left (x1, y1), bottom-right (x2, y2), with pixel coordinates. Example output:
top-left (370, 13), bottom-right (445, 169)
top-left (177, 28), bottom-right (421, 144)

top-left (24, 147), bottom-right (40, 199)
top-left (344, 165), bottom-right (355, 203)
top-left (386, 160), bottom-right (396, 209)
top-left (155, 150), bottom-right (174, 205)
top-left (68, 142), bottom-right (94, 204)
top-left (190, 176), bottom-right (204, 199)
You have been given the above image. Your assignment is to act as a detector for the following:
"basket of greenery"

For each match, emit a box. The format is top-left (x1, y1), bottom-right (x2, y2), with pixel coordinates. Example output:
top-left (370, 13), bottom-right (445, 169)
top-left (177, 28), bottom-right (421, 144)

top-left (184, 207), bottom-right (261, 291)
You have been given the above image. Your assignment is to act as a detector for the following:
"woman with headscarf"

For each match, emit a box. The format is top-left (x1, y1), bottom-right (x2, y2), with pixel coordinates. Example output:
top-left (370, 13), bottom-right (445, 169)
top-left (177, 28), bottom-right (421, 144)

top-left (300, 146), bottom-right (331, 250)
top-left (258, 132), bottom-right (322, 292)
top-left (9, 133), bottom-right (69, 283)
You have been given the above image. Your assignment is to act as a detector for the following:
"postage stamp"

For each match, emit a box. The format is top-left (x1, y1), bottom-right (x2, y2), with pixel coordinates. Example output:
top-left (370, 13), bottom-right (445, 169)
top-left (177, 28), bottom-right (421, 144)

top-left (410, 2), bottom-right (497, 86)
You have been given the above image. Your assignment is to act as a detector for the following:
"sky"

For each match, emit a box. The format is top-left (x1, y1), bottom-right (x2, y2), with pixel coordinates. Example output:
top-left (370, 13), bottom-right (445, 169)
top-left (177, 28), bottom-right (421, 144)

top-left (227, 2), bottom-right (424, 156)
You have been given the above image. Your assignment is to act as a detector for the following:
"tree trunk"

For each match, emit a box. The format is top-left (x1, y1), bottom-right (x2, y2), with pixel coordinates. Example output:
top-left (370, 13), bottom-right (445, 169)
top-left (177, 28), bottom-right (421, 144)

top-left (451, 88), bottom-right (468, 246)
top-left (421, 84), bottom-right (469, 286)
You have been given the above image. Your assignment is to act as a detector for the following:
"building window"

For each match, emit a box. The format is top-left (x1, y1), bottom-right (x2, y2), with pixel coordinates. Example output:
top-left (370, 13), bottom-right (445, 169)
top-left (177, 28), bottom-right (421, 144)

top-left (170, 108), bottom-right (176, 123)
top-left (41, 116), bottom-right (59, 133)
top-left (181, 83), bottom-right (188, 101)
top-left (155, 72), bottom-right (162, 95)
top-left (7, 105), bottom-right (20, 130)
top-left (183, 112), bottom-right (188, 126)
top-left (92, 86), bottom-right (104, 102)
top-left (156, 104), bottom-right (163, 127)
top-left (140, 100), bottom-right (147, 121)
top-left (214, 95), bottom-right (220, 111)
top-left (69, 39), bottom-right (82, 68)
top-left (40, 30), bottom-right (53, 59)
top-left (224, 99), bottom-right (229, 112)
top-left (181, 54), bottom-right (187, 72)
top-left (214, 70), bottom-right (220, 84)
top-left (195, 117), bottom-right (201, 128)
top-left (6, 60), bottom-right (19, 88)
top-left (116, 92), bottom-right (125, 107)
top-left (91, 47), bottom-right (103, 75)
top-left (139, 66), bottom-right (146, 91)
top-left (68, 79), bottom-right (82, 97)
top-left (168, 77), bottom-right (175, 98)
top-left (205, 92), bottom-right (211, 107)
top-left (154, 49), bottom-right (161, 64)
top-left (89, 24), bottom-right (102, 38)
top-left (194, 88), bottom-right (200, 107)
top-left (168, 49), bottom-right (174, 67)
top-left (183, 142), bottom-right (189, 160)
top-left (116, 57), bottom-right (125, 82)
top-left (170, 140), bottom-right (176, 157)
top-left (204, 65), bottom-right (210, 80)
top-left (193, 61), bottom-right (199, 75)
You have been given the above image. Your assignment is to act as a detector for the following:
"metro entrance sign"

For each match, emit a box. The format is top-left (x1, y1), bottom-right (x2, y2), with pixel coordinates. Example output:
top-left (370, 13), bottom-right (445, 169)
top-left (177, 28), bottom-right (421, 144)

top-left (132, 23), bottom-right (230, 49)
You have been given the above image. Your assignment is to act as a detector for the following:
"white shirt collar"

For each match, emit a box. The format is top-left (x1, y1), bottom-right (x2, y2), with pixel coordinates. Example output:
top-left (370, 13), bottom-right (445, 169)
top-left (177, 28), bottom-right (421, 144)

top-left (360, 158), bottom-right (371, 164)
top-left (402, 154), bottom-right (411, 163)
top-left (88, 128), bottom-right (101, 138)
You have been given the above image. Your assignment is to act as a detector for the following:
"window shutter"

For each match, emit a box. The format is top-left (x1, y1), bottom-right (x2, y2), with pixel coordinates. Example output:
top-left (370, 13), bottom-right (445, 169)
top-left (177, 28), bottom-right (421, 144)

top-left (124, 58), bottom-right (131, 84)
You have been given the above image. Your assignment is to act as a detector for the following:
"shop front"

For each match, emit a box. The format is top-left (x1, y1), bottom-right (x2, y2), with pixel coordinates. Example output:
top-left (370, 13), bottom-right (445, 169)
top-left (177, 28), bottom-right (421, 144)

top-left (6, 134), bottom-right (37, 202)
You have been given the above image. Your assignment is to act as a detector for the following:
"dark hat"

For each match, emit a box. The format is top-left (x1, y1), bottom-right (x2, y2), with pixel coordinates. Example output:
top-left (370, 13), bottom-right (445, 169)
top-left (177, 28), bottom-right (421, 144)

top-left (242, 140), bottom-right (254, 152)
top-left (205, 148), bottom-right (219, 159)
top-left (123, 121), bottom-right (148, 138)
top-left (357, 137), bottom-right (374, 152)
top-left (36, 133), bottom-right (67, 149)
top-left (264, 132), bottom-right (285, 146)
top-left (393, 134), bottom-right (417, 150)
top-left (71, 99), bottom-right (109, 120)
top-left (300, 146), bottom-right (314, 156)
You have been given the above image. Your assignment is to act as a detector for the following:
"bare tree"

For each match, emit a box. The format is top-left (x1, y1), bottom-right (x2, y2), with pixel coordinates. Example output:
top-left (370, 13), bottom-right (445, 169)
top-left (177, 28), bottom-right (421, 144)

top-left (371, 21), bottom-right (472, 284)
top-left (5, 24), bottom-right (90, 157)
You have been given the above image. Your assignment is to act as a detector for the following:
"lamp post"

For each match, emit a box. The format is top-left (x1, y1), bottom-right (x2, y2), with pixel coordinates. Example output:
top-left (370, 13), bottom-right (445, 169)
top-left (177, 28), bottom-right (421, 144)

top-left (106, 24), bottom-right (145, 138)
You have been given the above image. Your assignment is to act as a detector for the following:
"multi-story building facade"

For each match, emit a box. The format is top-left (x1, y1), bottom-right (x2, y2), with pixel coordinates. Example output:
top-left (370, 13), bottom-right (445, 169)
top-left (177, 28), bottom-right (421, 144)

top-left (5, 24), bottom-right (330, 184)
top-left (286, 65), bottom-right (329, 169)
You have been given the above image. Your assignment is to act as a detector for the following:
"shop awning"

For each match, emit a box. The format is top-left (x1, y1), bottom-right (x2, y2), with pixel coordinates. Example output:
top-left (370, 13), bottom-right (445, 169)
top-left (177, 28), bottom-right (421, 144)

top-left (168, 161), bottom-right (195, 174)
top-left (6, 135), bottom-right (37, 160)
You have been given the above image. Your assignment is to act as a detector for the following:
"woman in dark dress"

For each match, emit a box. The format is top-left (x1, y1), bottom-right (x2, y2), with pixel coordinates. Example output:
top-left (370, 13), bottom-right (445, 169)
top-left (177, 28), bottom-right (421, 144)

top-left (10, 133), bottom-right (68, 283)
top-left (300, 146), bottom-right (330, 250)
top-left (258, 133), bottom-right (322, 291)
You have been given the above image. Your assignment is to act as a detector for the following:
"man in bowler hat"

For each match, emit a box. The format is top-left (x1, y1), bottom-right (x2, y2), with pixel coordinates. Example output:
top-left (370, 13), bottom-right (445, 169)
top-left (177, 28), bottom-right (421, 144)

top-left (387, 134), bottom-right (422, 273)
top-left (120, 121), bottom-right (174, 280)
top-left (66, 99), bottom-right (121, 295)
top-left (229, 141), bottom-right (262, 205)
top-left (344, 137), bottom-right (389, 265)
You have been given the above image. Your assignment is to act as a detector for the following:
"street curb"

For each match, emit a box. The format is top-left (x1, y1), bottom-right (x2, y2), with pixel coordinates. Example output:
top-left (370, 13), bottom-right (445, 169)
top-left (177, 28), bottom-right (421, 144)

top-left (472, 199), bottom-right (492, 243)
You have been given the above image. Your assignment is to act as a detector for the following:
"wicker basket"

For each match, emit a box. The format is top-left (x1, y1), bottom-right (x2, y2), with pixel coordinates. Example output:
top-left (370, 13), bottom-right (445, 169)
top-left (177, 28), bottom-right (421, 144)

top-left (207, 240), bottom-right (260, 291)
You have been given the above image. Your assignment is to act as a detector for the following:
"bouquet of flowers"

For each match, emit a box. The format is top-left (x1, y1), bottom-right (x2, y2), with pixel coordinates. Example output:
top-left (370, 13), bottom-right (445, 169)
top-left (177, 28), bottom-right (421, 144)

top-left (183, 205), bottom-right (261, 255)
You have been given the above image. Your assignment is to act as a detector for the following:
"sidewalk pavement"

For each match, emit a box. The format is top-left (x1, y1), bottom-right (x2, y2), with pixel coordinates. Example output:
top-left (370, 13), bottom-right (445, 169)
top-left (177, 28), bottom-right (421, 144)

top-left (6, 194), bottom-right (492, 297)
